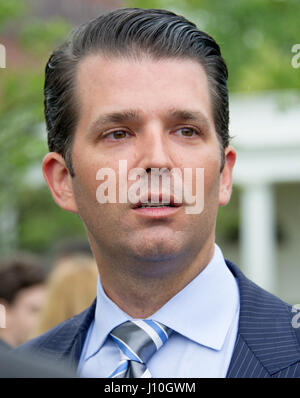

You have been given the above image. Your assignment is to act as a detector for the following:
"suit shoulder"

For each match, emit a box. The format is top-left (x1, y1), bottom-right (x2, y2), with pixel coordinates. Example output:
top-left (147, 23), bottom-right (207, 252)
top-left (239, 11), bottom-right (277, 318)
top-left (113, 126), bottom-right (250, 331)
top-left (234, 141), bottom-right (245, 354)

top-left (16, 304), bottom-right (94, 356)
top-left (226, 258), bottom-right (294, 311)
top-left (226, 259), bottom-right (300, 375)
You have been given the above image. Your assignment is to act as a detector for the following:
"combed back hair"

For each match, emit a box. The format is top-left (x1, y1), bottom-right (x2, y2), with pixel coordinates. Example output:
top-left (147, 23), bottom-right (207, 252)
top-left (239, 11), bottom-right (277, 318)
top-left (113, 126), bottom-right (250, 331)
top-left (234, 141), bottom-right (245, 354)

top-left (44, 8), bottom-right (230, 176)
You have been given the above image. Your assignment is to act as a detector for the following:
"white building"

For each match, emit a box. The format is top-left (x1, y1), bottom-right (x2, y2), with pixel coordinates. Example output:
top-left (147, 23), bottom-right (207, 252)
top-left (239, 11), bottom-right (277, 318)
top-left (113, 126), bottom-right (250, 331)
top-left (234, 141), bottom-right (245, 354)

top-left (224, 90), bottom-right (300, 304)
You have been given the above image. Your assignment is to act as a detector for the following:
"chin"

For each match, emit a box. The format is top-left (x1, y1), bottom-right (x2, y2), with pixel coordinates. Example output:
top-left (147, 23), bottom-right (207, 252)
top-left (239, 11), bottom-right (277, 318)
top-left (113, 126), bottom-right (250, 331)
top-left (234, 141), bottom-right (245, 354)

top-left (131, 238), bottom-right (183, 263)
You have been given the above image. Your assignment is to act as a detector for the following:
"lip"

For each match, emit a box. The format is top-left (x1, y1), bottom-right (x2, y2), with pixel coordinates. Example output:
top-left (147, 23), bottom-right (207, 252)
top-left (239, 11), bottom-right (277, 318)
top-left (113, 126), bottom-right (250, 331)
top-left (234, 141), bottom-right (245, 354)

top-left (132, 205), bottom-right (181, 218)
top-left (131, 192), bottom-right (183, 218)
top-left (131, 192), bottom-right (182, 210)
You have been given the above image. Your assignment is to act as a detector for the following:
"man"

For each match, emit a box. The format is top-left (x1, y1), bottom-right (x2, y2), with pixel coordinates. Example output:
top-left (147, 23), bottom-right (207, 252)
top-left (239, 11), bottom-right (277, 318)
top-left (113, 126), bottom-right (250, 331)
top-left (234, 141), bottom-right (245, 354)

top-left (0, 253), bottom-right (46, 347)
top-left (18, 8), bottom-right (300, 377)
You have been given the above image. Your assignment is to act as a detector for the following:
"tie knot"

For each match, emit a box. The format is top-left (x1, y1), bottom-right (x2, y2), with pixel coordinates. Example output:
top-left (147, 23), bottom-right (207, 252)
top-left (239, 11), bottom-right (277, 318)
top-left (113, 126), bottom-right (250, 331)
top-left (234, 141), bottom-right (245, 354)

top-left (110, 320), bottom-right (172, 365)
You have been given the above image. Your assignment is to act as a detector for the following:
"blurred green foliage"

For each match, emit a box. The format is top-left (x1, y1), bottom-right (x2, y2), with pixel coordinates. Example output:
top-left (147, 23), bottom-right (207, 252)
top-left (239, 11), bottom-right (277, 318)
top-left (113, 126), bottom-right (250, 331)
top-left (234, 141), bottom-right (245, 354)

top-left (128, 0), bottom-right (300, 91)
top-left (0, 1), bottom-right (85, 254)
top-left (0, 0), bottom-right (23, 25)
top-left (0, 0), bottom-right (299, 255)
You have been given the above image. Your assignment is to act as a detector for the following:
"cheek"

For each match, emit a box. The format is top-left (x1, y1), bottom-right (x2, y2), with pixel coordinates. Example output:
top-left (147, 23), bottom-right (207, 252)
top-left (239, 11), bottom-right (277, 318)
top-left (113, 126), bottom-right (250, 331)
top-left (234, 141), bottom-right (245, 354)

top-left (72, 173), bottom-right (124, 240)
top-left (204, 168), bottom-right (220, 192)
top-left (197, 155), bottom-right (220, 196)
top-left (72, 168), bottom-right (101, 211)
top-left (73, 151), bottom-right (124, 200)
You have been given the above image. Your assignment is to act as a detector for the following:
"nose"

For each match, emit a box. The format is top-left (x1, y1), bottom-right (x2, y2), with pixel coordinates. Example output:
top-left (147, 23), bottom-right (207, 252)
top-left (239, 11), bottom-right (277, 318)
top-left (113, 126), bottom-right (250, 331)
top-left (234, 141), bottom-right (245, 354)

top-left (136, 125), bottom-right (174, 172)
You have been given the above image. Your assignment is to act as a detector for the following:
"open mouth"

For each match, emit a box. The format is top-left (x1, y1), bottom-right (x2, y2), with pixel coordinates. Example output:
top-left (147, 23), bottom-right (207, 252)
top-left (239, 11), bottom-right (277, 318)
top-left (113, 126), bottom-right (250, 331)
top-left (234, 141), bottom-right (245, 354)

top-left (132, 197), bottom-right (182, 209)
top-left (134, 202), bottom-right (180, 209)
top-left (131, 194), bottom-right (182, 217)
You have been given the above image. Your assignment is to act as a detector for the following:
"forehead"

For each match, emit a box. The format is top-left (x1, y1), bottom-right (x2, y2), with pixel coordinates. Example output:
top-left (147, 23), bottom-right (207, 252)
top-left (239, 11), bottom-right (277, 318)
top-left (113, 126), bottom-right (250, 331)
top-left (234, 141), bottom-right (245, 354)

top-left (74, 54), bottom-right (214, 128)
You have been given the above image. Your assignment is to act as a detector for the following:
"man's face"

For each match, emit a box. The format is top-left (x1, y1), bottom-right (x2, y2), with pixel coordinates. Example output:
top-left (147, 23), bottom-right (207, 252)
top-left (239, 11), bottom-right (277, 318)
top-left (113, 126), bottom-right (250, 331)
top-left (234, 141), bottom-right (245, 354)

top-left (47, 55), bottom-right (235, 272)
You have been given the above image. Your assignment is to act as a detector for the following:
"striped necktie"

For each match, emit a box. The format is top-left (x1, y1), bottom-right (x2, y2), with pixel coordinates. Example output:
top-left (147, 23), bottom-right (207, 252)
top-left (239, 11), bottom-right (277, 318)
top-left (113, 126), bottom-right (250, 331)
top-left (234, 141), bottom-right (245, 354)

top-left (108, 320), bottom-right (172, 378)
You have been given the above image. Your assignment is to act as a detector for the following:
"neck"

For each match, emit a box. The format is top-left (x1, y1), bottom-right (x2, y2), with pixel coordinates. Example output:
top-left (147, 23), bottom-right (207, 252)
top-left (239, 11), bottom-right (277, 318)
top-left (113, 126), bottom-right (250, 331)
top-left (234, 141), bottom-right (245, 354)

top-left (92, 239), bottom-right (215, 319)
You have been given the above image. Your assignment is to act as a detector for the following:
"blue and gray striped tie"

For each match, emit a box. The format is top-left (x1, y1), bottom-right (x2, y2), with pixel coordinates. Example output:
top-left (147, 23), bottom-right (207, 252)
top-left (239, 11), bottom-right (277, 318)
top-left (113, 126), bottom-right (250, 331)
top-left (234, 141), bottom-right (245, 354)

top-left (108, 320), bottom-right (172, 378)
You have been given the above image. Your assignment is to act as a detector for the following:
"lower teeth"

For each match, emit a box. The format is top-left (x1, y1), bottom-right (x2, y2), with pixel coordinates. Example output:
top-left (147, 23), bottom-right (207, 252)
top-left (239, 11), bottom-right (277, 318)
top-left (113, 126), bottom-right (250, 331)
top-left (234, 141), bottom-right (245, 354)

top-left (141, 205), bottom-right (169, 208)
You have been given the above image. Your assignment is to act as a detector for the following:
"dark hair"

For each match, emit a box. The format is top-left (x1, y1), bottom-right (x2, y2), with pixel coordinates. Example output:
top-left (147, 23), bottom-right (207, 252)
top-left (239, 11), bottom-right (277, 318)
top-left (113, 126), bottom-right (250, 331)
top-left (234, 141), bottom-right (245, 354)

top-left (45, 8), bottom-right (230, 176)
top-left (0, 254), bottom-right (46, 304)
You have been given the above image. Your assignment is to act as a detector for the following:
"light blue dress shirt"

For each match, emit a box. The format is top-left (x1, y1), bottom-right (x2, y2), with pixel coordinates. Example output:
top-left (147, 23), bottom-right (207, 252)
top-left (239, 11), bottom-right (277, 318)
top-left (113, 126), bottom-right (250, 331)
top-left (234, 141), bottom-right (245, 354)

top-left (78, 243), bottom-right (240, 378)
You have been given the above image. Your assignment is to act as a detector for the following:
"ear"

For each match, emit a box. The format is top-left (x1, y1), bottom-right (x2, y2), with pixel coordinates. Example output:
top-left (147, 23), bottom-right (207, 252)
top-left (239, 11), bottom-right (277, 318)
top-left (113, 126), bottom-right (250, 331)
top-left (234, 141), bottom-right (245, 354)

top-left (219, 146), bottom-right (236, 207)
top-left (42, 152), bottom-right (78, 214)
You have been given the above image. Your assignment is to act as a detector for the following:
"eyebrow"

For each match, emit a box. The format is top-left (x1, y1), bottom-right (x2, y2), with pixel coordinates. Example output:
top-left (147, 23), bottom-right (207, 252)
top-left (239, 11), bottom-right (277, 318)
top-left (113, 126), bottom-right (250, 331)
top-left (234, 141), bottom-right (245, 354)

top-left (88, 108), bottom-right (210, 137)
top-left (88, 110), bottom-right (139, 137)
top-left (168, 108), bottom-right (210, 130)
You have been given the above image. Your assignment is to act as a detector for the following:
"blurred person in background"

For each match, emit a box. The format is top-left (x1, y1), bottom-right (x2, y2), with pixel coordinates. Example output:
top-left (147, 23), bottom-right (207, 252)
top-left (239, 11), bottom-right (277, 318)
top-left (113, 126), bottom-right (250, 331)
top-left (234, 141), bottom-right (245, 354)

top-left (30, 254), bottom-right (98, 338)
top-left (0, 254), bottom-right (46, 347)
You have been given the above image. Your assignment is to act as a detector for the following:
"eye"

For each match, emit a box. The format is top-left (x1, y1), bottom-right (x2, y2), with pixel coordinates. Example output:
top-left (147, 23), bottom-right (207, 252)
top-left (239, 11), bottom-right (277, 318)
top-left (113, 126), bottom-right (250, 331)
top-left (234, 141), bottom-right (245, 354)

top-left (104, 130), bottom-right (131, 140)
top-left (175, 127), bottom-right (199, 137)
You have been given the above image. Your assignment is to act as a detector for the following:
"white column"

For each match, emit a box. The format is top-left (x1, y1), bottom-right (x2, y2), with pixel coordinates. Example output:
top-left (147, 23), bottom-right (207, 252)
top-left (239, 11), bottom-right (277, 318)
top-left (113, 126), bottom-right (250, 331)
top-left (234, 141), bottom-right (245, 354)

top-left (240, 182), bottom-right (277, 294)
top-left (0, 203), bottom-right (18, 254)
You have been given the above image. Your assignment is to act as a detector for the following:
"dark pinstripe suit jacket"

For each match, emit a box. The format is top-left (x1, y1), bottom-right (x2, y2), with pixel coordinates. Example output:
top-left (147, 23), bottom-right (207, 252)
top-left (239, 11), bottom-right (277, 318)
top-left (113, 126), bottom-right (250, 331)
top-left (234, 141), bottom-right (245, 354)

top-left (18, 260), bottom-right (300, 377)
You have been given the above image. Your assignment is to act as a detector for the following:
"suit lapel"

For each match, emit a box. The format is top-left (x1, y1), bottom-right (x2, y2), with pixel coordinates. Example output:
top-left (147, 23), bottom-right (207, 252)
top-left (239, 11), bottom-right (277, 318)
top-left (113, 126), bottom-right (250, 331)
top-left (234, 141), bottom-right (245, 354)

top-left (226, 334), bottom-right (269, 377)
top-left (66, 299), bottom-right (97, 367)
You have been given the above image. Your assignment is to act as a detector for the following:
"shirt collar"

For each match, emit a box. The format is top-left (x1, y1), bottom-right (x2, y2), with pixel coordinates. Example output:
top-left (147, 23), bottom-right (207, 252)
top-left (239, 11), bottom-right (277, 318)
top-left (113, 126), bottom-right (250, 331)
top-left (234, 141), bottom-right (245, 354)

top-left (84, 243), bottom-right (239, 360)
top-left (150, 244), bottom-right (239, 350)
